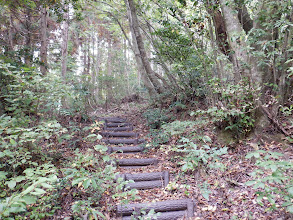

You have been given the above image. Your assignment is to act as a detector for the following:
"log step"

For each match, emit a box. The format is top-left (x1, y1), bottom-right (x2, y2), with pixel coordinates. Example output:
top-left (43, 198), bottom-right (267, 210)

top-left (104, 117), bottom-right (126, 123)
top-left (102, 139), bottom-right (145, 145)
top-left (104, 126), bottom-right (133, 131)
top-left (105, 122), bottom-right (131, 127)
top-left (107, 146), bottom-right (144, 153)
top-left (123, 171), bottom-right (169, 182)
top-left (117, 158), bottom-right (159, 167)
top-left (116, 171), bottom-right (170, 190)
top-left (126, 180), bottom-right (163, 190)
top-left (117, 199), bottom-right (195, 218)
top-left (100, 131), bottom-right (138, 138)
top-left (122, 210), bottom-right (187, 220)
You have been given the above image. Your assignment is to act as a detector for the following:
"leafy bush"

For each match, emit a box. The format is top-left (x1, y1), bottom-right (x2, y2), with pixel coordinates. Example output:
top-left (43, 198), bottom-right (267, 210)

top-left (147, 129), bottom-right (170, 147)
top-left (192, 78), bottom-right (255, 138)
top-left (161, 120), bottom-right (206, 137)
top-left (0, 115), bottom-right (65, 218)
top-left (62, 148), bottom-right (116, 219)
top-left (175, 136), bottom-right (227, 172)
top-left (0, 61), bottom-right (92, 120)
top-left (246, 150), bottom-right (293, 213)
top-left (143, 108), bottom-right (171, 129)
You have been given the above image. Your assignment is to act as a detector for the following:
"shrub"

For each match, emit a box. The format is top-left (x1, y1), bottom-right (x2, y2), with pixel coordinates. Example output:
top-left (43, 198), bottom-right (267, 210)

top-left (143, 108), bottom-right (171, 129)
top-left (191, 78), bottom-right (256, 138)
top-left (0, 115), bottom-right (64, 218)
top-left (246, 150), bottom-right (293, 213)
top-left (175, 136), bottom-right (227, 172)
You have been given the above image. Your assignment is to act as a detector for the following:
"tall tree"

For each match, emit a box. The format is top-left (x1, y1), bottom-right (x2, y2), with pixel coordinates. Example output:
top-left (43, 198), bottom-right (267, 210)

top-left (125, 0), bottom-right (165, 95)
top-left (61, 9), bottom-right (69, 79)
top-left (40, 4), bottom-right (48, 75)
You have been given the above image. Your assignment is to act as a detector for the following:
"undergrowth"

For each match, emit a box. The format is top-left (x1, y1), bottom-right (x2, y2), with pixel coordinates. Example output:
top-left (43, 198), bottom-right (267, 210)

top-left (0, 63), bottom-right (134, 219)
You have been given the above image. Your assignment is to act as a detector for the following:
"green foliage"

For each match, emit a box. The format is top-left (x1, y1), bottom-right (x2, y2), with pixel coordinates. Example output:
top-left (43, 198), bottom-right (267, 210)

top-left (246, 150), bottom-right (293, 213)
top-left (143, 108), bottom-right (171, 129)
top-left (0, 115), bottom-right (64, 218)
top-left (192, 79), bottom-right (255, 138)
top-left (0, 61), bottom-right (93, 120)
top-left (161, 120), bottom-right (205, 137)
top-left (61, 149), bottom-right (115, 219)
top-left (280, 105), bottom-right (293, 117)
top-left (175, 136), bottom-right (227, 172)
top-left (198, 181), bottom-right (212, 201)
top-left (147, 129), bottom-right (170, 147)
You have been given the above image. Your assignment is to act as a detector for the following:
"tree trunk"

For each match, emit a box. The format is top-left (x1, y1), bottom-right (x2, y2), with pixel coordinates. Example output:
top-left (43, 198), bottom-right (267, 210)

top-left (24, 7), bottom-right (32, 66)
top-left (106, 39), bottom-right (114, 103)
top-left (40, 5), bottom-right (48, 75)
top-left (219, 0), bottom-right (250, 82)
top-left (126, 0), bottom-right (164, 95)
top-left (8, 15), bottom-right (14, 51)
top-left (125, 0), bottom-right (156, 97)
top-left (61, 11), bottom-right (69, 80)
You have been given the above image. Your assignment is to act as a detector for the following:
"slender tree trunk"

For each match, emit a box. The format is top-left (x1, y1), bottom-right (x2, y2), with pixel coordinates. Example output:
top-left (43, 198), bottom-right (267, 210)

top-left (24, 7), bottom-right (32, 66)
top-left (8, 15), bottom-right (14, 51)
top-left (126, 0), bottom-right (164, 94)
top-left (106, 39), bottom-right (113, 103)
top-left (220, 0), bottom-right (249, 82)
top-left (61, 11), bottom-right (69, 80)
top-left (40, 5), bottom-right (48, 75)
top-left (278, 9), bottom-right (293, 105)
top-left (125, 0), bottom-right (156, 97)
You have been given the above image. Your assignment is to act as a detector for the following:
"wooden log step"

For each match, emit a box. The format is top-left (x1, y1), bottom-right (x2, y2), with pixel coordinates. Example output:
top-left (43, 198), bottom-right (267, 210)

top-left (99, 117), bottom-right (126, 123)
top-left (107, 146), bottom-right (144, 153)
top-left (125, 180), bottom-right (164, 190)
top-left (104, 117), bottom-right (126, 123)
top-left (122, 210), bottom-right (187, 220)
top-left (125, 171), bottom-right (169, 183)
top-left (117, 158), bottom-right (159, 167)
top-left (105, 122), bottom-right (131, 127)
top-left (115, 171), bottom-right (170, 188)
top-left (100, 131), bottom-right (138, 138)
top-left (104, 126), bottom-right (133, 131)
top-left (117, 199), bottom-right (195, 217)
top-left (102, 139), bottom-right (145, 145)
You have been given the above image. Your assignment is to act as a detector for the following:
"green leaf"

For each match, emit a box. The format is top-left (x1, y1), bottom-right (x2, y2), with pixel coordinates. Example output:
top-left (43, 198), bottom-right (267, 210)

top-left (202, 136), bottom-right (212, 143)
top-left (254, 182), bottom-right (265, 189)
top-left (202, 193), bottom-right (210, 201)
top-left (288, 187), bottom-right (293, 196)
top-left (7, 206), bottom-right (26, 213)
top-left (22, 184), bottom-right (36, 195)
top-left (7, 180), bottom-right (16, 189)
top-left (91, 179), bottom-right (97, 188)
top-left (30, 188), bottom-right (46, 195)
top-left (0, 171), bottom-right (8, 181)
top-left (21, 195), bottom-right (37, 205)
top-left (270, 165), bottom-right (278, 172)
top-left (245, 180), bottom-right (256, 186)
top-left (41, 182), bottom-right (53, 189)
top-left (10, 139), bottom-right (16, 146)
top-left (94, 145), bottom-right (108, 152)
top-left (72, 177), bottom-right (86, 186)
top-left (286, 205), bottom-right (293, 213)
top-left (83, 179), bottom-right (91, 189)
top-left (246, 152), bottom-right (260, 159)
top-left (102, 155), bottom-right (111, 162)
top-left (15, 176), bottom-right (26, 182)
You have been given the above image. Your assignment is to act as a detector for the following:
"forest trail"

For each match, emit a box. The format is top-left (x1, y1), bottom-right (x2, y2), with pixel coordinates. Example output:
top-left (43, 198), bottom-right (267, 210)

top-left (101, 117), bottom-right (195, 219)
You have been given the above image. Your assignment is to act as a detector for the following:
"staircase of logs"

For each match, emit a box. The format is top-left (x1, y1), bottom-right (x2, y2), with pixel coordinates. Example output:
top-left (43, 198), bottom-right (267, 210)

top-left (100, 117), bottom-right (195, 219)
